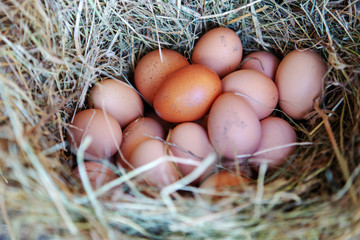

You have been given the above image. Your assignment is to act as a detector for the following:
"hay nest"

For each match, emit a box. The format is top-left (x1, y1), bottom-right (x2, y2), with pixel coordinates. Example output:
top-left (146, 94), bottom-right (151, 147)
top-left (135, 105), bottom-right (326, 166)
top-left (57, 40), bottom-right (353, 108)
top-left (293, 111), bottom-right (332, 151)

top-left (1, 0), bottom-right (360, 239)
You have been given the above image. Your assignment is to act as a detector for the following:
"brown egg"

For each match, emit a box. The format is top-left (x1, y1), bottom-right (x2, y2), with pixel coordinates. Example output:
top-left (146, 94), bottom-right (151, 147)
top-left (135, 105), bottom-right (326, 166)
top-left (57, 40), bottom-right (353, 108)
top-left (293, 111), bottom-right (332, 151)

top-left (199, 171), bottom-right (249, 201)
top-left (250, 116), bottom-right (297, 169)
top-left (169, 122), bottom-right (215, 184)
top-left (208, 93), bottom-right (262, 160)
top-left (67, 109), bottom-right (122, 160)
top-left (88, 79), bottom-right (144, 128)
top-left (134, 49), bottom-right (190, 104)
top-left (192, 27), bottom-right (243, 77)
top-left (154, 64), bottom-right (222, 123)
top-left (275, 49), bottom-right (328, 119)
top-left (116, 117), bottom-right (164, 168)
top-left (222, 69), bottom-right (279, 119)
top-left (130, 139), bottom-right (179, 189)
top-left (240, 51), bottom-right (280, 80)
top-left (72, 161), bottom-right (118, 190)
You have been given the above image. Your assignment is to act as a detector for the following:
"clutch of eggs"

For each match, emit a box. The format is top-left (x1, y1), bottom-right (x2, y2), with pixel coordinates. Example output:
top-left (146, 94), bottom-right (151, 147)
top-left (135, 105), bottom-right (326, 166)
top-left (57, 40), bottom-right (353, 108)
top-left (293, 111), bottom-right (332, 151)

top-left (67, 27), bottom-right (328, 193)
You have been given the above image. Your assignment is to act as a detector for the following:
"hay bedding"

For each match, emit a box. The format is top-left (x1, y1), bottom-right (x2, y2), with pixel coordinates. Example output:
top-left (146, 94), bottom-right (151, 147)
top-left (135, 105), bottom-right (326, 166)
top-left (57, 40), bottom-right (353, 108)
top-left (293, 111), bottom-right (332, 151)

top-left (0, 0), bottom-right (359, 239)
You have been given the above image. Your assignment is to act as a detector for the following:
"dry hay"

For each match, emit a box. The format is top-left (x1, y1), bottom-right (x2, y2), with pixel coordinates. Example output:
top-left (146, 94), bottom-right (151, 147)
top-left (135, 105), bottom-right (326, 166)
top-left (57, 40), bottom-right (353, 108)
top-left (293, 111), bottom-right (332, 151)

top-left (0, 0), bottom-right (360, 239)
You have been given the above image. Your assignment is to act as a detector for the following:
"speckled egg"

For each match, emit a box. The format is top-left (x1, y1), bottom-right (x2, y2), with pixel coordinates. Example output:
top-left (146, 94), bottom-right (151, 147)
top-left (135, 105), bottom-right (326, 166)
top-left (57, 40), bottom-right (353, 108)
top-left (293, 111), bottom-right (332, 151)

top-left (207, 93), bottom-right (262, 160)
top-left (192, 27), bottom-right (243, 77)
top-left (134, 49), bottom-right (190, 104)
top-left (154, 64), bottom-right (222, 123)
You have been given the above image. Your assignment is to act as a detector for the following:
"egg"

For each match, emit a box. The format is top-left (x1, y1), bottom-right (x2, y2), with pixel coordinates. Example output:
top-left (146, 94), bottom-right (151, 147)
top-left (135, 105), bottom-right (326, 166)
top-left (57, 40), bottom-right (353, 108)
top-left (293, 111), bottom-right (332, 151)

top-left (116, 117), bottom-right (164, 168)
top-left (249, 116), bottom-right (297, 169)
top-left (169, 122), bottom-right (215, 184)
top-left (239, 51), bottom-right (280, 80)
top-left (134, 49), bottom-right (190, 104)
top-left (208, 93), bottom-right (262, 160)
top-left (130, 139), bottom-right (179, 189)
top-left (275, 49), bottom-right (328, 119)
top-left (222, 69), bottom-right (279, 119)
top-left (199, 171), bottom-right (249, 201)
top-left (67, 109), bottom-right (122, 160)
top-left (154, 64), bottom-right (222, 123)
top-left (89, 79), bottom-right (144, 127)
top-left (72, 161), bottom-right (118, 190)
top-left (192, 27), bottom-right (243, 77)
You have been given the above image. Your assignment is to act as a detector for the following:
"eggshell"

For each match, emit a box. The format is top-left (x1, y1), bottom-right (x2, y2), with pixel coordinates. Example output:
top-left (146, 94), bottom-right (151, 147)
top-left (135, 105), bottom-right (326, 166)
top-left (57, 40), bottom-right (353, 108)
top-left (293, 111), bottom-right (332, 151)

top-left (240, 51), bottom-right (280, 80)
top-left (67, 109), bottom-right (122, 160)
top-left (275, 49), bottom-right (328, 119)
top-left (116, 117), bottom-right (164, 168)
top-left (208, 93), bottom-right (262, 160)
top-left (134, 49), bottom-right (190, 104)
top-left (89, 79), bottom-right (144, 127)
top-left (222, 69), bottom-right (278, 119)
top-left (130, 139), bottom-right (179, 189)
top-left (169, 122), bottom-right (215, 184)
top-left (72, 161), bottom-right (118, 190)
top-left (250, 116), bottom-right (297, 169)
top-left (192, 27), bottom-right (243, 77)
top-left (154, 64), bottom-right (222, 123)
top-left (199, 171), bottom-right (249, 201)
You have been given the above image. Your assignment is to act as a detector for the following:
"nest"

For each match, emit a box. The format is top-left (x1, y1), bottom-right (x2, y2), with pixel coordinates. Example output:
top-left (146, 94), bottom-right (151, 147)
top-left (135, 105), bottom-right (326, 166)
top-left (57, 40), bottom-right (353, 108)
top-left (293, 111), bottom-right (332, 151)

top-left (1, 0), bottom-right (360, 239)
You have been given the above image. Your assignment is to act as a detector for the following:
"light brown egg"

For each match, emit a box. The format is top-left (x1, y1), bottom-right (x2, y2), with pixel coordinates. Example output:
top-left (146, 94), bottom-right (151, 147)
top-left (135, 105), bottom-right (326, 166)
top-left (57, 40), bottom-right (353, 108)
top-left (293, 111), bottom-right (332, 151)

top-left (208, 93), bottom-right (262, 160)
top-left (250, 116), bottom-right (297, 169)
top-left (116, 117), bottom-right (164, 168)
top-left (134, 49), bottom-right (190, 104)
top-left (67, 109), bottom-right (122, 160)
top-left (192, 27), bottom-right (243, 77)
top-left (89, 79), bottom-right (144, 127)
top-left (199, 171), bottom-right (249, 201)
top-left (275, 49), bottom-right (328, 119)
top-left (169, 122), bottom-right (215, 184)
top-left (240, 51), bottom-right (280, 80)
top-left (130, 139), bottom-right (179, 189)
top-left (222, 69), bottom-right (279, 119)
top-left (72, 161), bottom-right (118, 190)
top-left (154, 64), bottom-right (222, 123)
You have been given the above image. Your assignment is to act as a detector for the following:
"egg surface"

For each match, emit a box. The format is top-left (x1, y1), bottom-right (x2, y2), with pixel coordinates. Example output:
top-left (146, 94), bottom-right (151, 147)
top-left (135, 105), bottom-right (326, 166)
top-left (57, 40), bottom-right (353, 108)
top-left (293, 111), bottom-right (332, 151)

top-left (192, 27), bottom-right (243, 77)
top-left (250, 116), bottom-right (297, 168)
top-left (275, 49), bottom-right (327, 119)
top-left (222, 69), bottom-right (278, 119)
top-left (130, 139), bottom-right (179, 189)
top-left (134, 49), bottom-right (190, 104)
top-left (169, 122), bottom-right (215, 184)
top-left (240, 51), bottom-right (280, 80)
top-left (117, 117), bottom-right (164, 168)
top-left (67, 109), bottom-right (122, 160)
top-left (208, 93), bottom-right (262, 160)
top-left (154, 64), bottom-right (222, 123)
top-left (89, 79), bottom-right (144, 127)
